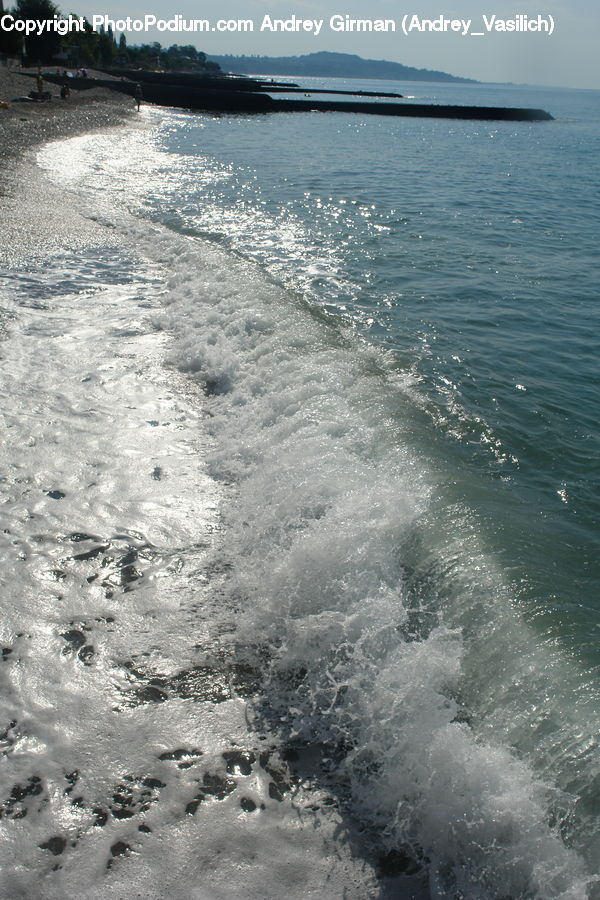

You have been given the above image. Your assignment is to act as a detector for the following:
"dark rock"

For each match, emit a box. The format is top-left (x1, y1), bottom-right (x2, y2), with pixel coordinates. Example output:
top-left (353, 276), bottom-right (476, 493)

top-left (61, 630), bottom-right (86, 651)
top-left (200, 773), bottom-right (236, 800)
top-left (142, 777), bottom-right (165, 789)
top-left (92, 807), bottom-right (108, 826)
top-left (78, 645), bottom-right (95, 665)
top-left (379, 848), bottom-right (422, 877)
top-left (110, 841), bottom-right (131, 857)
top-left (222, 750), bottom-right (255, 776)
top-left (268, 782), bottom-right (283, 802)
top-left (73, 544), bottom-right (108, 561)
top-left (39, 836), bottom-right (66, 856)
top-left (64, 771), bottom-right (79, 793)
top-left (158, 748), bottom-right (203, 761)
top-left (136, 685), bottom-right (167, 704)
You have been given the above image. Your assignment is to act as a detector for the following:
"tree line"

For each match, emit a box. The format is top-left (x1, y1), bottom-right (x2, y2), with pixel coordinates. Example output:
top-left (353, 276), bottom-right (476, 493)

top-left (0, 0), bottom-right (220, 72)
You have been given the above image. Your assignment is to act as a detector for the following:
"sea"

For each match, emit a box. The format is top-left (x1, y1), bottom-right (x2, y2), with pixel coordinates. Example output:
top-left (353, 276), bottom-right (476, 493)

top-left (0, 78), bottom-right (598, 898)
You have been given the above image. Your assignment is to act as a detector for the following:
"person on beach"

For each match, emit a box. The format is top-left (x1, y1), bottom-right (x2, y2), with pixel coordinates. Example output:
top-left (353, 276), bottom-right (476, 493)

top-left (135, 83), bottom-right (143, 111)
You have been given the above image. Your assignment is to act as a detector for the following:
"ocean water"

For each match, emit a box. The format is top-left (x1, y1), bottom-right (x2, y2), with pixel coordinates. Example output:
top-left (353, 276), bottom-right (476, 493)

top-left (1, 80), bottom-right (599, 897)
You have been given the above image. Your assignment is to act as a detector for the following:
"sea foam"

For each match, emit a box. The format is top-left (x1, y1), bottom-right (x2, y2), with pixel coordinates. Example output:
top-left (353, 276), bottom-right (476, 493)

top-left (34, 123), bottom-right (598, 898)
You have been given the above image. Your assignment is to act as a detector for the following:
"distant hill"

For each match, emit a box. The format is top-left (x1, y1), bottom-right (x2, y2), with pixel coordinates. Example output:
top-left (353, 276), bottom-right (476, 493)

top-left (207, 51), bottom-right (477, 83)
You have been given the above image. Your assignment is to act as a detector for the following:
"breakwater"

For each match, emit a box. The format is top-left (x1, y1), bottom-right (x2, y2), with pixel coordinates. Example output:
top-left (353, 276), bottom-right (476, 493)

top-left (34, 71), bottom-right (554, 121)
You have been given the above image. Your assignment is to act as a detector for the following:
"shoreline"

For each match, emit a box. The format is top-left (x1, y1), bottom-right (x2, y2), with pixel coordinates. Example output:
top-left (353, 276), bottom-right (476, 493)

top-left (1, 67), bottom-right (137, 265)
top-left (0, 67), bottom-right (135, 163)
top-left (1, 73), bottom-right (595, 897)
top-left (0, 88), bottom-right (403, 898)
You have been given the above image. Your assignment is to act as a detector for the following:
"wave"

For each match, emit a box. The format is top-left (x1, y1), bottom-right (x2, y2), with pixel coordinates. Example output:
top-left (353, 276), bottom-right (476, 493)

top-left (152, 232), bottom-right (594, 898)
top-left (37, 127), bottom-right (598, 898)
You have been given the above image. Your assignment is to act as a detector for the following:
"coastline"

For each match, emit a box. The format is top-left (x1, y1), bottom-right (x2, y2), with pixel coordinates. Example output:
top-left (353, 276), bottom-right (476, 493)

top-left (1, 71), bottom-right (596, 897)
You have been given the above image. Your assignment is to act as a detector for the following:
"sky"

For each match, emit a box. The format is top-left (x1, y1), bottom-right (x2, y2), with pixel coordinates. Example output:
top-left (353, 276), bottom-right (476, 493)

top-left (72, 0), bottom-right (599, 89)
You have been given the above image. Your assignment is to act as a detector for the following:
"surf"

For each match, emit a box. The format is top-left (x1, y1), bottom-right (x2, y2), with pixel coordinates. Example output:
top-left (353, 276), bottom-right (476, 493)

top-left (32, 106), bottom-right (599, 896)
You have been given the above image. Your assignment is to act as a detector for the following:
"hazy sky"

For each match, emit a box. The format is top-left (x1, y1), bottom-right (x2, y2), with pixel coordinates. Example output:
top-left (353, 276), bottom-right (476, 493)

top-left (74, 0), bottom-right (599, 89)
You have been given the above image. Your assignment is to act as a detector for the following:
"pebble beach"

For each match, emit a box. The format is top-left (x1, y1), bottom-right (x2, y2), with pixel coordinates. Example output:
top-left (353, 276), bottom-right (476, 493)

top-left (0, 65), bottom-right (392, 899)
